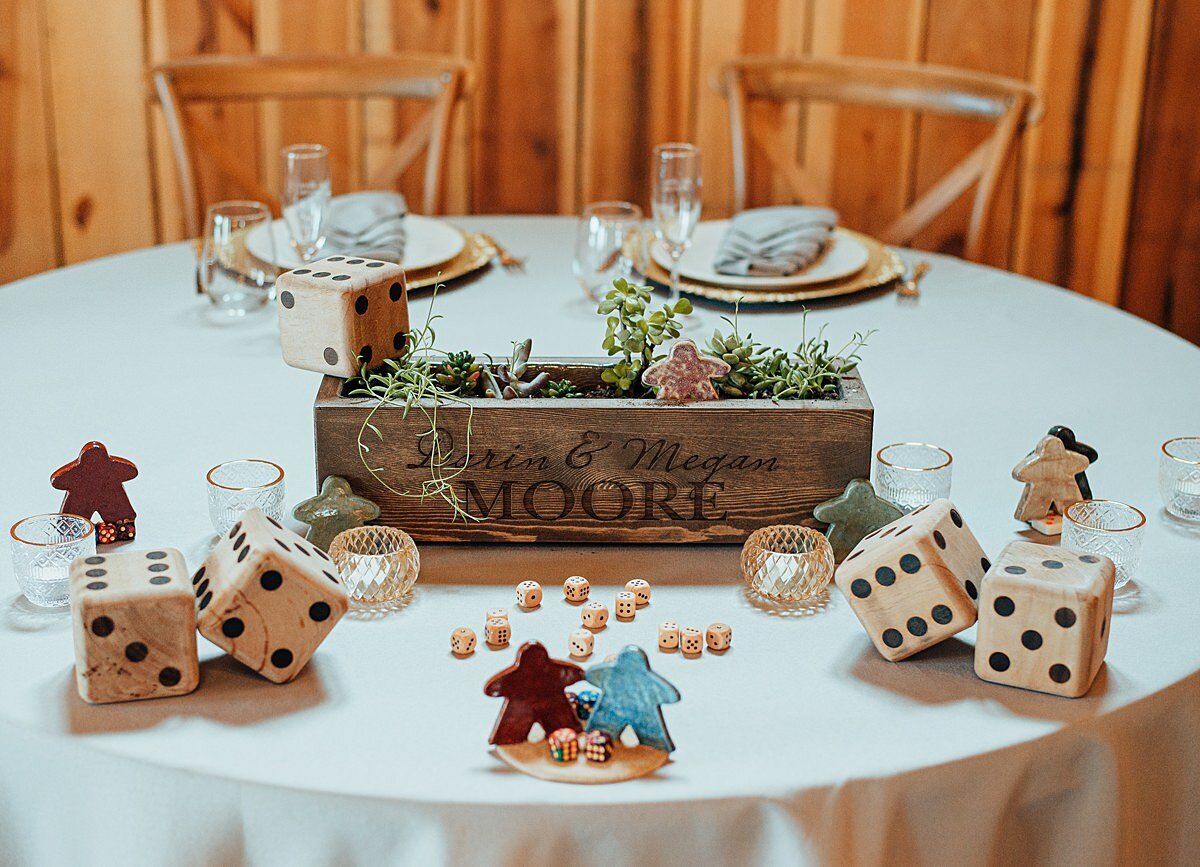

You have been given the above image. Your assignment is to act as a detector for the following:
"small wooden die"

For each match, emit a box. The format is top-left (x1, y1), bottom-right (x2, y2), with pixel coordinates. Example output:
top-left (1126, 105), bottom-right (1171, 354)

top-left (451, 627), bottom-right (476, 656)
top-left (516, 580), bottom-right (543, 609)
top-left (625, 578), bottom-right (651, 606)
top-left (680, 626), bottom-right (703, 656)
top-left (658, 621), bottom-right (680, 651)
top-left (615, 591), bottom-right (637, 620)
top-left (486, 607), bottom-right (509, 623)
top-left (485, 617), bottom-right (511, 648)
top-left (706, 622), bottom-right (732, 652)
top-left (567, 629), bottom-right (594, 659)
top-left (1029, 514), bottom-right (1063, 536)
top-left (563, 575), bottom-right (590, 603)
top-left (581, 601), bottom-right (609, 630)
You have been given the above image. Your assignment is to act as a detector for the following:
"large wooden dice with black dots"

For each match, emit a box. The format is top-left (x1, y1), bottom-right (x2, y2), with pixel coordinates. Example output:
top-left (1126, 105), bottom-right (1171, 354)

top-left (194, 507), bottom-right (349, 684)
top-left (834, 499), bottom-right (990, 661)
top-left (69, 548), bottom-right (199, 704)
top-left (276, 255), bottom-right (409, 378)
top-left (974, 541), bottom-right (1115, 698)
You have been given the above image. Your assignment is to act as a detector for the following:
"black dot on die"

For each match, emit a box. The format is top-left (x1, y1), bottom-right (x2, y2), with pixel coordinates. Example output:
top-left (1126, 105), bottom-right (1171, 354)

top-left (876, 566), bottom-right (896, 586)
top-left (149, 576), bottom-right (170, 585)
top-left (313, 271), bottom-right (331, 278)
top-left (393, 331), bottom-right (406, 351)
top-left (354, 295), bottom-right (369, 314)
top-left (994, 596), bottom-right (1015, 616)
top-left (86, 569), bottom-right (106, 578)
top-left (271, 648), bottom-right (294, 668)
top-left (900, 554), bottom-right (921, 574)
top-left (1101, 616), bottom-right (1107, 638)
top-left (882, 628), bottom-right (903, 648)
top-left (260, 570), bottom-right (283, 591)
top-left (148, 563), bottom-right (169, 573)
top-left (159, 667), bottom-right (182, 687)
top-left (293, 269), bottom-right (311, 275)
top-left (125, 642), bottom-right (148, 662)
top-left (86, 581), bottom-right (107, 590)
top-left (850, 578), bottom-right (872, 598)
top-left (933, 530), bottom-right (946, 549)
top-left (1042, 559), bottom-right (1064, 569)
top-left (359, 345), bottom-right (373, 365)
top-left (328, 256), bottom-right (345, 262)
top-left (989, 652), bottom-right (1011, 672)
top-left (195, 578), bottom-right (209, 598)
top-left (1022, 629), bottom-right (1044, 650)
top-left (91, 616), bottom-right (114, 637)
top-left (237, 547), bottom-right (250, 563)
top-left (221, 618), bottom-right (244, 638)
top-left (309, 602), bottom-right (331, 622)
top-left (965, 580), bottom-right (978, 600)
top-left (324, 571), bottom-right (339, 584)
top-left (931, 604), bottom-right (953, 624)
top-left (367, 261), bottom-right (384, 267)
top-left (332, 274), bottom-right (351, 281)
top-left (950, 509), bottom-right (963, 527)
top-left (229, 522), bottom-right (241, 539)
top-left (192, 566), bottom-right (205, 585)
top-left (981, 557), bottom-right (991, 572)
top-left (1049, 664), bottom-right (1072, 683)
top-left (906, 616), bottom-right (928, 636)
top-left (896, 526), bottom-right (911, 536)
top-left (295, 545), bottom-right (311, 558)
top-left (324, 347), bottom-right (339, 366)
top-left (199, 592), bottom-right (212, 610)
top-left (1005, 565), bottom-right (1026, 575)
top-left (315, 548), bottom-right (331, 562)
top-left (267, 516), bottom-right (283, 529)
top-left (85, 556), bottom-right (105, 565)
top-left (1055, 607), bottom-right (1077, 628)
top-left (847, 550), bottom-right (863, 562)
top-left (276, 539), bottom-right (291, 552)
top-left (233, 533), bottom-right (246, 550)
top-left (280, 290), bottom-right (295, 309)
top-left (145, 551), bottom-right (166, 560)
top-left (347, 258), bottom-right (364, 265)
top-left (390, 282), bottom-right (403, 301)
top-left (1080, 555), bottom-right (1100, 563)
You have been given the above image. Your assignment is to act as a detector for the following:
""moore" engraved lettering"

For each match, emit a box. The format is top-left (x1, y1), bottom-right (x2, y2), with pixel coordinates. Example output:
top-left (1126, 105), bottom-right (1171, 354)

top-left (457, 480), bottom-right (728, 522)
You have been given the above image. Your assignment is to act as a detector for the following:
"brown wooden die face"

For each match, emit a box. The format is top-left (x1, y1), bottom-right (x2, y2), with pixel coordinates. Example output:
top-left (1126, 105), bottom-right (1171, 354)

top-left (974, 542), bottom-right (1114, 698)
top-left (195, 509), bottom-right (348, 684)
top-left (69, 549), bottom-right (198, 703)
top-left (276, 257), bottom-right (408, 377)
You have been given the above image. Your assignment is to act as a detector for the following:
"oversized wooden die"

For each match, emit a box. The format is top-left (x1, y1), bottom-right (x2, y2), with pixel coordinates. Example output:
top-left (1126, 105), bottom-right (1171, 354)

top-left (568, 629), bottom-right (594, 659)
top-left (706, 622), bottom-right (732, 651)
top-left (834, 499), bottom-right (988, 661)
top-left (69, 548), bottom-right (199, 704)
top-left (615, 591), bottom-right (637, 620)
top-left (485, 617), bottom-right (511, 648)
top-left (658, 621), bottom-right (680, 651)
top-left (975, 541), bottom-right (1115, 697)
top-left (584, 730), bottom-right (615, 762)
top-left (195, 508), bottom-right (349, 683)
top-left (563, 575), bottom-right (590, 603)
top-left (548, 728), bottom-right (579, 762)
top-left (581, 600), bottom-right (609, 630)
top-left (680, 626), bottom-right (703, 656)
top-left (276, 255), bottom-right (408, 377)
top-left (451, 627), bottom-right (476, 656)
top-left (516, 580), bottom-right (542, 609)
top-left (625, 578), bottom-right (651, 606)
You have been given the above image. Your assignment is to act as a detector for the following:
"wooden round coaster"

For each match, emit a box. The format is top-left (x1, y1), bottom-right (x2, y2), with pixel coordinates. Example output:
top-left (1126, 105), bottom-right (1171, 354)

top-left (494, 739), bottom-right (669, 785)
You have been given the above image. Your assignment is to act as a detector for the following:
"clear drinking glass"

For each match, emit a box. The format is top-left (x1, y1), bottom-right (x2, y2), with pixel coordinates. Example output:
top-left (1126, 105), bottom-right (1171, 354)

top-left (281, 143), bottom-right (331, 262)
top-left (1062, 499), bottom-right (1146, 590)
top-left (9, 514), bottom-right (96, 608)
top-left (199, 201), bottom-right (277, 316)
top-left (328, 525), bottom-right (420, 606)
top-left (651, 143), bottom-right (702, 305)
top-left (573, 201), bottom-right (644, 301)
top-left (741, 525), bottom-right (835, 601)
top-left (1160, 437), bottom-right (1200, 522)
top-left (206, 460), bottom-right (286, 536)
top-left (874, 442), bottom-right (953, 513)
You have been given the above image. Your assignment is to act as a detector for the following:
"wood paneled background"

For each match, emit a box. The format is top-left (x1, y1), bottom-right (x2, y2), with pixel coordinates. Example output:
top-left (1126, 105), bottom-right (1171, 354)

top-left (1, 0), bottom-right (1196, 342)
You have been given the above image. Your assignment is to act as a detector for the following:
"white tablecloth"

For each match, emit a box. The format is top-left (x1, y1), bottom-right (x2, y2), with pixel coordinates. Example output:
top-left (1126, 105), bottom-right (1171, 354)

top-left (0, 216), bottom-right (1197, 866)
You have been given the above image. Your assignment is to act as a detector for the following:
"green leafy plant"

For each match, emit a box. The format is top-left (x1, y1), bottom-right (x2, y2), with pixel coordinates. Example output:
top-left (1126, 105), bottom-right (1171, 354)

top-left (480, 338), bottom-right (551, 399)
top-left (545, 378), bottom-right (582, 398)
top-left (597, 278), bottom-right (692, 395)
top-left (435, 350), bottom-right (481, 396)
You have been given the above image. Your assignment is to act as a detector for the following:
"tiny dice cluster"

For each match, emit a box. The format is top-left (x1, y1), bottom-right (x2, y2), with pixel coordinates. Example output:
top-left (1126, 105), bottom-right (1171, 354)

top-left (657, 621), bottom-right (731, 656)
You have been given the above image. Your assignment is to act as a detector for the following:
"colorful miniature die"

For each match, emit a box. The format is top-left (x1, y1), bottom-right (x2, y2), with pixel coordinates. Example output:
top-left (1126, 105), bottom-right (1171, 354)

top-left (485, 617), bottom-right (510, 648)
top-left (615, 591), bottom-right (637, 620)
top-left (566, 691), bottom-right (579, 717)
top-left (451, 627), bottom-right (476, 656)
top-left (568, 629), bottom-right (594, 659)
top-left (582, 600), bottom-right (609, 630)
top-left (548, 727), bottom-right (579, 762)
top-left (516, 580), bottom-right (542, 609)
top-left (574, 688), bottom-right (600, 721)
top-left (563, 575), bottom-right (590, 603)
top-left (584, 730), bottom-right (615, 763)
top-left (486, 607), bottom-right (509, 623)
top-left (658, 621), bottom-right (680, 651)
top-left (625, 578), bottom-right (651, 606)
top-left (680, 626), bottom-right (703, 655)
top-left (706, 622), bottom-right (732, 652)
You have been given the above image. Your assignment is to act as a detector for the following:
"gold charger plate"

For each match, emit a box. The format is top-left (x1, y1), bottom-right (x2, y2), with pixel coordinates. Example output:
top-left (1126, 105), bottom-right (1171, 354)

top-left (641, 227), bottom-right (903, 303)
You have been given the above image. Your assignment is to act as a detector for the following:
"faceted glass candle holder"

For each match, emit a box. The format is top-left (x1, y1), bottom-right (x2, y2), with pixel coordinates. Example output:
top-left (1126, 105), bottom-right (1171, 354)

top-left (741, 525), bottom-right (835, 601)
top-left (874, 442), bottom-right (953, 513)
top-left (329, 525), bottom-right (420, 605)
top-left (9, 514), bottom-right (96, 608)
top-left (1160, 437), bottom-right (1200, 522)
top-left (206, 459), bottom-right (286, 535)
top-left (1062, 499), bottom-right (1146, 590)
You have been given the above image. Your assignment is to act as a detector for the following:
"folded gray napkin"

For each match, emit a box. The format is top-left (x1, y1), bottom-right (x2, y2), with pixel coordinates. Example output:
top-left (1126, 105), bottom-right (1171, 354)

top-left (713, 206), bottom-right (839, 277)
top-left (329, 193), bottom-right (407, 265)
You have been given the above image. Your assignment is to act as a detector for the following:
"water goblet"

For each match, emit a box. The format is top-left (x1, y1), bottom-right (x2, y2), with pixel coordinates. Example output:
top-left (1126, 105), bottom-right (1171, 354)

top-left (281, 143), bottom-right (331, 262)
top-left (651, 143), bottom-right (702, 306)
top-left (206, 460), bottom-right (286, 536)
top-left (573, 201), bottom-right (644, 301)
top-left (1160, 437), bottom-right (1200, 522)
top-left (199, 201), bottom-right (277, 317)
top-left (9, 514), bottom-right (96, 608)
top-left (873, 442), bottom-right (953, 513)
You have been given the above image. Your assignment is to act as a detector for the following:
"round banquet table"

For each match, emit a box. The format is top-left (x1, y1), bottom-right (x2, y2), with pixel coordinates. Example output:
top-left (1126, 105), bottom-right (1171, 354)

top-left (0, 216), bottom-right (1198, 867)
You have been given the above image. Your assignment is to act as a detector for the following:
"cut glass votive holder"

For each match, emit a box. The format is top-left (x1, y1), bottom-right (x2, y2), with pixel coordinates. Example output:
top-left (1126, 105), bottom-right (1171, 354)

top-left (1160, 437), bottom-right (1200, 522)
top-left (206, 459), bottom-right (286, 535)
top-left (329, 525), bottom-right (420, 605)
top-left (1062, 499), bottom-right (1146, 590)
top-left (874, 442), bottom-right (953, 513)
top-left (9, 514), bottom-right (96, 608)
top-left (741, 525), bottom-right (835, 601)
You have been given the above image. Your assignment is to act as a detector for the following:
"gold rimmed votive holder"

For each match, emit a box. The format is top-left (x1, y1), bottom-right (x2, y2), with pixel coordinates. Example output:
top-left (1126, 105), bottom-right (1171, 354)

top-left (206, 459), bottom-right (286, 536)
top-left (1160, 437), bottom-right (1200, 522)
top-left (329, 525), bottom-right (420, 606)
top-left (1062, 499), bottom-right (1146, 590)
top-left (873, 442), bottom-right (952, 513)
top-left (741, 525), bottom-right (835, 602)
top-left (9, 513), bottom-right (96, 608)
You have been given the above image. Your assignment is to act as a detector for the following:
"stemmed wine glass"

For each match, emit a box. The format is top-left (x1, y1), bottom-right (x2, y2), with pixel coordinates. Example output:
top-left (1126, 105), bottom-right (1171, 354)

top-left (281, 143), bottom-right (331, 262)
top-left (651, 143), bottom-right (702, 305)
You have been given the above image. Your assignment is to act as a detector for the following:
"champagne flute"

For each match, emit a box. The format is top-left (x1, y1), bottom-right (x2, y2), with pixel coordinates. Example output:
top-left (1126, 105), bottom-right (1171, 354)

top-left (281, 143), bottom-right (331, 262)
top-left (651, 143), bottom-right (702, 305)
top-left (199, 200), bottom-right (276, 317)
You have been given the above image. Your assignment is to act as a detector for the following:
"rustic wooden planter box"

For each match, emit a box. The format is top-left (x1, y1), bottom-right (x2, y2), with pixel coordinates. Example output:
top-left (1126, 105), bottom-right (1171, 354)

top-left (314, 360), bottom-right (873, 543)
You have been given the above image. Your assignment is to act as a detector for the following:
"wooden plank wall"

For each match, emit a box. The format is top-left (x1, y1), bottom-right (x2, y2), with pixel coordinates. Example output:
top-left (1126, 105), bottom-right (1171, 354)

top-left (0, 0), bottom-right (1194, 344)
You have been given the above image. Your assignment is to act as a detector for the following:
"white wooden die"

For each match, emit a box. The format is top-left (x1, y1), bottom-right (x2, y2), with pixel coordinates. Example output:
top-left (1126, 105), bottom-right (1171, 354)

top-left (485, 617), bottom-right (511, 648)
top-left (975, 541), bottom-right (1115, 698)
top-left (615, 591), bottom-right (637, 620)
top-left (568, 629), bottom-right (594, 659)
top-left (69, 548), bottom-right (199, 704)
top-left (680, 627), bottom-right (704, 656)
top-left (563, 575), bottom-right (590, 603)
top-left (706, 623), bottom-right (732, 652)
top-left (581, 600), bottom-right (609, 630)
top-left (834, 499), bottom-right (987, 661)
top-left (451, 627), bottom-right (476, 656)
top-left (658, 621), bottom-right (680, 651)
top-left (486, 607), bottom-right (509, 623)
top-left (625, 578), bottom-right (651, 606)
top-left (195, 508), bottom-right (349, 684)
top-left (516, 580), bottom-right (543, 609)
top-left (276, 256), bottom-right (409, 377)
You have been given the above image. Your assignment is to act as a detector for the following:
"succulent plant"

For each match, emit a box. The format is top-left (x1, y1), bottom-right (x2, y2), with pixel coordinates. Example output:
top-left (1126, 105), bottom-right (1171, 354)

top-left (545, 378), bottom-right (582, 398)
top-left (481, 338), bottom-right (550, 399)
top-left (435, 350), bottom-right (481, 396)
top-left (597, 278), bottom-right (692, 395)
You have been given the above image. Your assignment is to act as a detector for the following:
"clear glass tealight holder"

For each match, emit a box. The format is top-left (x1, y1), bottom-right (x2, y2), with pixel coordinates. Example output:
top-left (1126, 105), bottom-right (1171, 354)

top-left (1160, 437), bottom-right (1200, 522)
top-left (9, 514), bottom-right (96, 608)
top-left (873, 442), bottom-right (953, 513)
top-left (741, 525), bottom-right (835, 601)
top-left (206, 459), bottom-right (286, 536)
top-left (329, 525), bottom-right (420, 605)
top-left (1062, 499), bottom-right (1146, 590)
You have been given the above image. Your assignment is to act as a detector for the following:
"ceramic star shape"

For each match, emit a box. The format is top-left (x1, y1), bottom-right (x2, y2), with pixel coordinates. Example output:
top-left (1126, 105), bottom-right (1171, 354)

top-left (813, 478), bottom-right (903, 562)
top-left (642, 339), bottom-right (731, 403)
top-left (292, 475), bottom-right (381, 550)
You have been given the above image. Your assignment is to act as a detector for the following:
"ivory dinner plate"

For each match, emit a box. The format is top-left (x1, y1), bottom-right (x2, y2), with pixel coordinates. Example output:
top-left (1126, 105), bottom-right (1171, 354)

top-left (650, 220), bottom-right (870, 288)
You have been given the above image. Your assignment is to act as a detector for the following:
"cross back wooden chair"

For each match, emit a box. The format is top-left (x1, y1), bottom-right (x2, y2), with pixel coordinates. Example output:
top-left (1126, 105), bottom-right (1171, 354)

top-left (151, 53), bottom-right (474, 237)
top-left (714, 55), bottom-right (1042, 261)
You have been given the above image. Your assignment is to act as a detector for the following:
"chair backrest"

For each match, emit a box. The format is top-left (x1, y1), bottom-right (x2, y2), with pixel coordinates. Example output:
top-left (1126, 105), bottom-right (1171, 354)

top-left (714, 55), bottom-right (1042, 261)
top-left (151, 53), bottom-right (474, 237)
